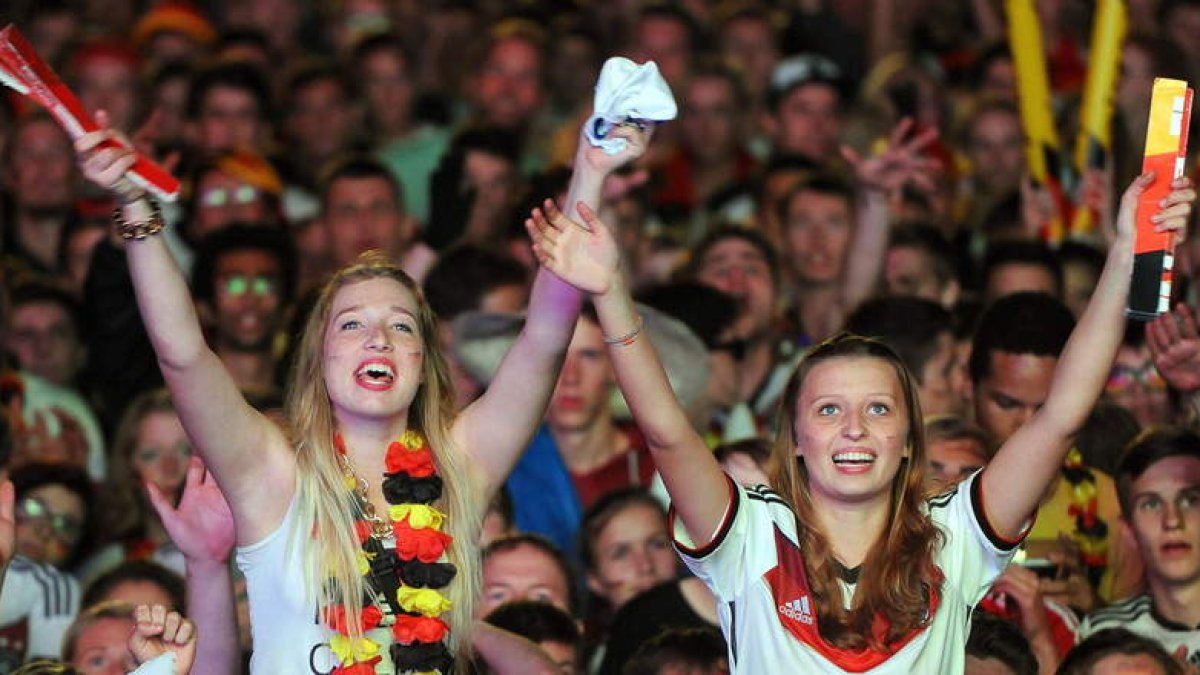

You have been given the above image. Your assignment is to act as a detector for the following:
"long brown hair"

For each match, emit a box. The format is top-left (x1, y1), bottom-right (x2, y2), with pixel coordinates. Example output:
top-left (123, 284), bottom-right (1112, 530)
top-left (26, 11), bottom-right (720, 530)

top-left (768, 333), bottom-right (944, 651)
top-left (285, 251), bottom-right (483, 656)
top-left (104, 388), bottom-right (180, 541)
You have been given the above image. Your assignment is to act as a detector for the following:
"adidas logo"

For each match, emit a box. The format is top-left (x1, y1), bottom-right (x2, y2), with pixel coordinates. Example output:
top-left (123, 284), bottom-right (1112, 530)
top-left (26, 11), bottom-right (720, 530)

top-left (778, 596), bottom-right (813, 625)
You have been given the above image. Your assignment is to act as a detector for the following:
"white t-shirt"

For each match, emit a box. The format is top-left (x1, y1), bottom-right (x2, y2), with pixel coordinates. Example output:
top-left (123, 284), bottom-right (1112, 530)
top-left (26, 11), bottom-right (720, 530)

top-left (0, 556), bottom-right (80, 662)
top-left (1079, 595), bottom-right (1200, 667)
top-left (673, 472), bottom-right (1022, 674)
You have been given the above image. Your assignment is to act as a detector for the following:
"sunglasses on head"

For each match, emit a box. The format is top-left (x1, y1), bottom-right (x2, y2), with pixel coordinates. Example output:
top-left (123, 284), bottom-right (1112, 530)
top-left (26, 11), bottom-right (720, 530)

top-left (1105, 362), bottom-right (1167, 394)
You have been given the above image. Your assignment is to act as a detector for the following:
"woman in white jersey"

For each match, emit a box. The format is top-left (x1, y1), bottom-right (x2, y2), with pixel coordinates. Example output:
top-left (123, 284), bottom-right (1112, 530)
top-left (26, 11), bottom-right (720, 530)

top-left (526, 172), bottom-right (1194, 673)
top-left (73, 111), bottom-right (648, 674)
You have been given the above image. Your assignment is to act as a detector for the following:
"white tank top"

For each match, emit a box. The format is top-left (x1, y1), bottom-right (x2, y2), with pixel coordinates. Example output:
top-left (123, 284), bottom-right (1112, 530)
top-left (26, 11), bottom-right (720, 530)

top-left (236, 498), bottom-right (401, 674)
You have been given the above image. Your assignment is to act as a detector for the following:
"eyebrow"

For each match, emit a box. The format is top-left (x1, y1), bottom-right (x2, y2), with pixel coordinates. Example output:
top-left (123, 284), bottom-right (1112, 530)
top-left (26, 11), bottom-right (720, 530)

top-left (332, 305), bottom-right (417, 320)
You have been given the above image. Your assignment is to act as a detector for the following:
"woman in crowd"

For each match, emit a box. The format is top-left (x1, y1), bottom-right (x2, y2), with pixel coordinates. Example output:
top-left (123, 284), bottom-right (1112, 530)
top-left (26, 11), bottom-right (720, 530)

top-left (74, 109), bottom-right (649, 672)
top-left (11, 463), bottom-right (95, 572)
top-left (526, 170), bottom-right (1194, 671)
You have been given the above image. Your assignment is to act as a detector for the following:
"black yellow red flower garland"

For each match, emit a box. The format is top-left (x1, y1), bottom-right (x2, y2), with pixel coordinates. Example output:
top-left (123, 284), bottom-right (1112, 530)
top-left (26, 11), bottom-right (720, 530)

top-left (1062, 448), bottom-right (1108, 587)
top-left (326, 430), bottom-right (457, 674)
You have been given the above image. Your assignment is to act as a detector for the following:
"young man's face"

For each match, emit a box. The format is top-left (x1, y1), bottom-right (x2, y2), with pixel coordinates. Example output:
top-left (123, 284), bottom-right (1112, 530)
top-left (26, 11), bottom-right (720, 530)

top-left (770, 83), bottom-right (841, 163)
top-left (212, 248), bottom-right (285, 352)
top-left (1125, 455), bottom-right (1200, 589)
top-left (322, 175), bottom-right (409, 266)
top-left (193, 85), bottom-right (266, 155)
top-left (973, 350), bottom-right (1056, 445)
top-left (917, 332), bottom-right (964, 417)
top-left (782, 188), bottom-right (852, 286)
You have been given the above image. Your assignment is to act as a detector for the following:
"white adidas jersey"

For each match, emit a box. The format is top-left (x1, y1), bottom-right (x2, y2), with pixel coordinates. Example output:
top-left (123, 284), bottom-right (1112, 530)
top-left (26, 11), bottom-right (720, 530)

top-left (1079, 595), bottom-right (1200, 667)
top-left (672, 472), bottom-right (1020, 674)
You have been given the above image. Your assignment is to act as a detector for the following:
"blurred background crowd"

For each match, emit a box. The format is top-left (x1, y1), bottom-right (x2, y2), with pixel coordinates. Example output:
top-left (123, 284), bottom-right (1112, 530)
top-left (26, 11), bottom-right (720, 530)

top-left (1, 0), bottom-right (1200, 673)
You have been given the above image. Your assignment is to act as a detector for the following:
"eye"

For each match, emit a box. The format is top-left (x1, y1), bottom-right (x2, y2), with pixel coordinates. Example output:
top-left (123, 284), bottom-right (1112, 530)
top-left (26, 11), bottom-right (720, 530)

top-left (340, 319), bottom-right (362, 330)
top-left (867, 402), bottom-right (890, 415)
top-left (1181, 490), bottom-right (1200, 510)
top-left (817, 403), bottom-right (839, 416)
top-left (1138, 496), bottom-right (1162, 511)
top-left (137, 448), bottom-right (160, 463)
top-left (392, 321), bottom-right (414, 334)
top-left (608, 544), bottom-right (629, 561)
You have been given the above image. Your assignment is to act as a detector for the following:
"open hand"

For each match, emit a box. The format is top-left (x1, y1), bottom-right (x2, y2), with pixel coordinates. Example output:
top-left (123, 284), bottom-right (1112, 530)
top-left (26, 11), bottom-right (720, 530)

top-left (1148, 303), bottom-right (1200, 393)
top-left (146, 456), bottom-right (235, 564)
top-left (841, 118), bottom-right (940, 196)
top-left (990, 565), bottom-right (1051, 640)
top-left (525, 199), bottom-right (620, 295)
top-left (128, 604), bottom-right (197, 673)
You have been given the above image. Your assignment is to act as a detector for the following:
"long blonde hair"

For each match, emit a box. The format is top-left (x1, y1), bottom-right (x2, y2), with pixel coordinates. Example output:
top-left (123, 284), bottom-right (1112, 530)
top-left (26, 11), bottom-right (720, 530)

top-left (284, 251), bottom-right (483, 656)
top-left (768, 334), bottom-right (943, 651)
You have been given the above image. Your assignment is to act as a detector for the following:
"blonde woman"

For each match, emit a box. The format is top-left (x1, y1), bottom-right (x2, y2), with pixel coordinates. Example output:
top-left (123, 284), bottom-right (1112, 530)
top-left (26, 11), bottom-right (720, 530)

top-left (74, 110), bottom-right (648, 674)
top-left (527, 171), bottom-right (1194, 672)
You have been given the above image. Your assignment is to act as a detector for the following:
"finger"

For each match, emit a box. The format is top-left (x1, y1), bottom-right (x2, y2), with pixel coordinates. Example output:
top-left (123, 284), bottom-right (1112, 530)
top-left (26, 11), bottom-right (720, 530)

top-left (542, 199), bottom-right (568, 230)
top-left (577, 202), bottom-right (604, 230)
top-left (175, 618), bottom-right (195, 645)
top-left (1160, 187), bottom-right (1197, 208)
top-left (1152, 202), bottom-right (1193, 225)
top-left (888, 117), bottom-right (914, 147)
top-left (163, 611), bottom-right (182, 641)
top-left (1121, 171), bottom-right (1157, 209)
top-left (1148, 314), bottom-right (1171, 353)
top-left (902, 125), bottom-right (939, 153)
top-left (0, 481), bottom-right (13, 522)
top-left (74, 129), bottom-right (111, 154)
top-left (839, 145), bottom-right (862, 166)
top-left (145, 480), bottom-right (173, 522)
top-left (151, 604), bottom-right (167, 627)
top-left (1162, 305), bottom-right (1185, 345)
top-left (1179, 304), bottom-right (1199, 339)
top-left (185, 455), bottom-right (204, 489)
top-left (528, 208), bottom-right (552, 235)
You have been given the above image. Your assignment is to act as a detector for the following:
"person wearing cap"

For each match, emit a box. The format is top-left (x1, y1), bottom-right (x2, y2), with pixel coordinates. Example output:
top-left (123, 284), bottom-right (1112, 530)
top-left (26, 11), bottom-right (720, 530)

top-left (131, 1), bottom-right (217, 69)
top-left (763, 53), bottom-right (846, 165)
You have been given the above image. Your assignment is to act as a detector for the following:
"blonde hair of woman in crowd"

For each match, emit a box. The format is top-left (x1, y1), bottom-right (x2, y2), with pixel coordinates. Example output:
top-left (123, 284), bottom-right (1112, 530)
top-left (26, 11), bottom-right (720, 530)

top-left (74, 107), bottom-right (650, 669)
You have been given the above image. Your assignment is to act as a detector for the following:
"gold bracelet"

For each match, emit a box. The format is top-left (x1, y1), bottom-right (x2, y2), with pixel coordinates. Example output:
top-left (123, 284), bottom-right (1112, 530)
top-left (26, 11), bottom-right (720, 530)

top-left (603, 315), bottom-right (644, 346)
top-left (112, 197), bottom-right (164, 240)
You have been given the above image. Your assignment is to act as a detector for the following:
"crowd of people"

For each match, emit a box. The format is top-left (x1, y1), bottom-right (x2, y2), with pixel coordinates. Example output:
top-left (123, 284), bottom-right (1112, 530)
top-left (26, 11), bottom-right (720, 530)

top-left (2, 0), bottom-right (1200, 673)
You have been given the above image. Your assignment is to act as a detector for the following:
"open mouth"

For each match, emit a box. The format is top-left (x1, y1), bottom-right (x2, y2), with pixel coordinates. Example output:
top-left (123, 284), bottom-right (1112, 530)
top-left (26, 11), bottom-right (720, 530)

top-left (832, 451), bottom-right (876, 467)
top-left (355, 360), bottom-right (396, 389)
top-left (1161, 542), bottom-right (1194, 556)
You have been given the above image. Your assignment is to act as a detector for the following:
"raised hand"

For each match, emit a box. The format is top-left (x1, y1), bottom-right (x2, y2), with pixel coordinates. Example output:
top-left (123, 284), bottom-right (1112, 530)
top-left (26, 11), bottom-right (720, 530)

top-left (841, 117), bottom-right (940, 196)
top-left (129, 604), bottom-right (197, 673)
top-left (1148, 303), bottom-right (1200, 393)
top-left (1115, 173), bottom-right (1195, 242)
top-left (578, 123), bottom-right (654, 176)
top-left (146, 456), bottom-right (235, 564)
top-left (525, 199), bottom-right (620, 295)
top-left (74, 110), bottom-right (145, 202)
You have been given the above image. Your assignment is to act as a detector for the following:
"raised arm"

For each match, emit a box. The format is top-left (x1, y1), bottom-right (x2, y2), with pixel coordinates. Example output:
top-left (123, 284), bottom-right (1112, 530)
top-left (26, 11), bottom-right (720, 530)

top-left (841, 118), bottom-right (940, 309)
top-left (981, 173), bottom-right (1195, 539)
top-left (526, 200), bottom-right (728, 546)
top-left (453, 126), bottom-right (651, 496)
top-left (74, 118), bottom-right (291, 542)
top-left (146, 458), bottom-right (239, 675)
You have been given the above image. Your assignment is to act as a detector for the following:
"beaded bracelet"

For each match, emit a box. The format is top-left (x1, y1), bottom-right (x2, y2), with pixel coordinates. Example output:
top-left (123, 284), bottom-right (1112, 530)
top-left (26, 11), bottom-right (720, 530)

top-left (112, 197), bottom-right (164, 240)
top-left (603, 315), bottom-right (644, 346)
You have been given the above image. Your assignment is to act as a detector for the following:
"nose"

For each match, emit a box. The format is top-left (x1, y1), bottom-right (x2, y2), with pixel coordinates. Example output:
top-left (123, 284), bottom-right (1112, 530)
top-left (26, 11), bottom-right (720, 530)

top-left (842, 409), bottom-right (866, 440)
top-left (1163, 500), bottom-right (1183, 531)
top-left (560, 355), bottom-right (580, 384)
top-left (632, 548), bottom-right (653, 576)
top-left (366, 322), bottom-right (394, 351)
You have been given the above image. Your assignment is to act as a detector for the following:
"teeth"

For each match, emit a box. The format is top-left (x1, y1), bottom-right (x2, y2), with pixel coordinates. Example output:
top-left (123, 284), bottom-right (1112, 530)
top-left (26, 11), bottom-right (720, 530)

top-left (833, 452), bottom-right (875, 464)
top-left (357, 363), bottom-right (395, 379)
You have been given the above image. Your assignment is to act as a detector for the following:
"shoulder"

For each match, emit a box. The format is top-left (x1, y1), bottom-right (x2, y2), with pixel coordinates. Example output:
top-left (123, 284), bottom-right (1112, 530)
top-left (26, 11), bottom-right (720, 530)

top-left (1083, 595), bottom-right (1153, 627)
top-left (3, 557), bottom-right (80, 617)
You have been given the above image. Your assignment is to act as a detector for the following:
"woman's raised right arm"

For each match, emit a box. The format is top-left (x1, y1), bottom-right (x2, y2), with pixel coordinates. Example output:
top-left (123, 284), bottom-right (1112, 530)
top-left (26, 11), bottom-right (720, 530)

top-left (525, 201), bottom-right (729, 545)
top-left (75, 121), bottom-right (293, 540)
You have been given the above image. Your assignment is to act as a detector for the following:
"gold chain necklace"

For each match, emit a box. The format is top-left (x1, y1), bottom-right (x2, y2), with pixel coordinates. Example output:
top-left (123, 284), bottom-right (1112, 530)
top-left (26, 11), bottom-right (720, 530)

top-left (335, 450), bottom-right (393, 539)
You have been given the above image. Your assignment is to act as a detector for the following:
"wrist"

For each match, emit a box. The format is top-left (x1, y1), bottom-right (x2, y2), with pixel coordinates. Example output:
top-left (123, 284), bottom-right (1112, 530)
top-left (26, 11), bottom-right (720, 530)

top-left (184, 555), bottom-right (229, 573)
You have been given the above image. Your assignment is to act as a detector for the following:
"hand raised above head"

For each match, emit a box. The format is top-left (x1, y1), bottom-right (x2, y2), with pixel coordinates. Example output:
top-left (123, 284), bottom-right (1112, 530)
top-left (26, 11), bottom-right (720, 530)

top-left (525, 198), bottom-right (620, 295)
top-left (1148, 303), bottom-right (1200, 393)
top-left (73, 110), bottom-right (145, 203)
top-left (578, 123), bottom-right (654, 176)
top-left (842, 117), bottom-right (940, 196)
top-left (1115, 173), bottom-right (1195, 242)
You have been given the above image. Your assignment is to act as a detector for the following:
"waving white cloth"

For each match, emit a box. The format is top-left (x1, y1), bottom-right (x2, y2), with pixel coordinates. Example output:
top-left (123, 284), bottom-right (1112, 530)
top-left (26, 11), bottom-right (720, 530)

top-left (585, 57), bottom-right (677, 155)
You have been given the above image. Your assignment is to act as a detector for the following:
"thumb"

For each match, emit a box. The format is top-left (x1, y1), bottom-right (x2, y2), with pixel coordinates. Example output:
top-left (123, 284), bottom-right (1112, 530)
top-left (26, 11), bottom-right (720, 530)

top-left (145, 480), bottom-right (172, 523)
top-left (576, 202), bottom-right (606, 231)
